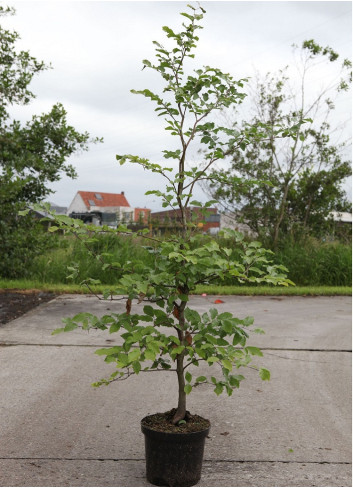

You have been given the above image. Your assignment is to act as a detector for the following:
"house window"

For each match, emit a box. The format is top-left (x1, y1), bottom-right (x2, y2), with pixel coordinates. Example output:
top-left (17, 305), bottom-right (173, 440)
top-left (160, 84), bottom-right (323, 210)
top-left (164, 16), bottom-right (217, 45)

top-left (88, 200), bottom-right (95, 206)
top-left (122, 211), bottom-right (133, 222)
top-left (95, 193), bottom-right (102, 200)
top-left (206, 214), bottom-right (220, 223)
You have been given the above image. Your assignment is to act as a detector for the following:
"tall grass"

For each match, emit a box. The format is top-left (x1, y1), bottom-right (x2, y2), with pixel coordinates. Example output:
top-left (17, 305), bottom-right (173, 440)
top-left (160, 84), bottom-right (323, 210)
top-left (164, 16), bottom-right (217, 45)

top-left (27, 234), bottom-right (155, 285)
top-left (273, 238), bottom-right (352, 286)
top-left (25, 233), bottom-right (351, 287)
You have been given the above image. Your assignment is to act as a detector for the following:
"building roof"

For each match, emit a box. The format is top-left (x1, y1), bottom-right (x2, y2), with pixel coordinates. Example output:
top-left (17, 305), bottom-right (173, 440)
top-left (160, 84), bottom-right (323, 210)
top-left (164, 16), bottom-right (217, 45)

top-left (78, 191), bottom-right (130, 208)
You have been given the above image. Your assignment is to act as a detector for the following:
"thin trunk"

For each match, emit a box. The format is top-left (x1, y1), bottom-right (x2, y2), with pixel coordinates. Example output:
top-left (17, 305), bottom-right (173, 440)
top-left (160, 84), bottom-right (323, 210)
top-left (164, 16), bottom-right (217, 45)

top-left (303, 196), bottom-right (313, 228)
top-left (172, 300), bottom-right (187, 424)
top-left (172, 352), bottom-right (186, 424)
top-left (273, 181), bottom-right (290, 249)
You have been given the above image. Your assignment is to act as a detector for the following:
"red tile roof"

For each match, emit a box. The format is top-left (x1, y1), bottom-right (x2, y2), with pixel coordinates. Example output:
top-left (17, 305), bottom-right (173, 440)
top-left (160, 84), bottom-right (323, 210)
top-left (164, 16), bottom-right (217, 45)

top-left (78, 191), bottom-right (130, 208)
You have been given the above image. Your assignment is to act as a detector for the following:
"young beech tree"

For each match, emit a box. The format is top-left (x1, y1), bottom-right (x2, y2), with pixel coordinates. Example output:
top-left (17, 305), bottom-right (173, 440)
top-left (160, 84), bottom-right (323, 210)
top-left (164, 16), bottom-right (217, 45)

top-left (29, 6), bottom-right (305, 425)
top-left (0, 6), bottom-right (100, 277)
top-left (205, 41), bottom-right (351, 247)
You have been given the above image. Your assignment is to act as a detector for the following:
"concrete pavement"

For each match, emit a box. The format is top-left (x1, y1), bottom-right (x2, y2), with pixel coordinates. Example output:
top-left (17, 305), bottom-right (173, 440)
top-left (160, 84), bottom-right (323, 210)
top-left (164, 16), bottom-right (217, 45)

top-left (0, 294), bottom-right (351, 486)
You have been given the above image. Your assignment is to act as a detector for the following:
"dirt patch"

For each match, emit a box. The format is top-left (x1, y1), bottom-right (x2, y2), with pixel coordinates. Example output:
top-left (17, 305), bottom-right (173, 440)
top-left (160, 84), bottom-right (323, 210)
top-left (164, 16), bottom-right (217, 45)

top-left (141, 409), bottom-right (210, 434)
top-left (0, 290), bottom-right (56, 324)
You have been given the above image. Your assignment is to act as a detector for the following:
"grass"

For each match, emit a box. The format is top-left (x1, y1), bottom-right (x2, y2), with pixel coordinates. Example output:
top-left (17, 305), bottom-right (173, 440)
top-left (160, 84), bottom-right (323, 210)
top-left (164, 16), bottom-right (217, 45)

top-left (0, 279), bottom-right (351, 296)
top-left (273, 238), bottom-right (352, 287)
top-left (3, 233), bottom-right (352, 294)
top-left (25, 234), bottom-right (154, 285)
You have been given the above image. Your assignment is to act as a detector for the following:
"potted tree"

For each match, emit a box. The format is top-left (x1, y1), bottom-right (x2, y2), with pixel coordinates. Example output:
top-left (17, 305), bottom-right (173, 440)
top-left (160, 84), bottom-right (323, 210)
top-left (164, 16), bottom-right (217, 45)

top-left (27, 5), bottom-right (305, 486)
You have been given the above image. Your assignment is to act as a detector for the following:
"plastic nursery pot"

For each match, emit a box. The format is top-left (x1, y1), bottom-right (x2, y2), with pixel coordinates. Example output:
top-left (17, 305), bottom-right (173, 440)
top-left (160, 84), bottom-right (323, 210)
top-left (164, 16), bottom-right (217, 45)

top-left (141, 415), bottom-right (210, 487)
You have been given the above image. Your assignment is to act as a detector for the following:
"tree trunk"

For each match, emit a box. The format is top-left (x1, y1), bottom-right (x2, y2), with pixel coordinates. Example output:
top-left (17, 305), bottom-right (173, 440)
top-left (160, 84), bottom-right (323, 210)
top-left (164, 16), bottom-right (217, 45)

top-left (273, 181), bottom-right (290, 249)
top-left (303, 196), bottom-right (313, 229)
top-left (172, 352), bottom-right (186, 424)
top-left (172, 300), bottom-right (187, 424)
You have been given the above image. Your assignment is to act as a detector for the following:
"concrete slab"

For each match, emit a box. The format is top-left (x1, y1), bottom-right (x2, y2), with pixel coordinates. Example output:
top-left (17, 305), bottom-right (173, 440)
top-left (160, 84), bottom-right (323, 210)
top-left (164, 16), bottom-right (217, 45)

top-left (0, 294), bottom-right (351, 350)
top-left (0, 295), bottom-right (351, 486)
top-left (0, 459), bottom-right (350, 487)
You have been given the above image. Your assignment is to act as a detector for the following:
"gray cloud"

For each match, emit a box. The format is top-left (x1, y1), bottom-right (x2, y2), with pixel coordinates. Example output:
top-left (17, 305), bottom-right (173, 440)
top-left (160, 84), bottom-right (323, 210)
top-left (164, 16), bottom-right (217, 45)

top-left (5, 1), bottom-right (352, 208)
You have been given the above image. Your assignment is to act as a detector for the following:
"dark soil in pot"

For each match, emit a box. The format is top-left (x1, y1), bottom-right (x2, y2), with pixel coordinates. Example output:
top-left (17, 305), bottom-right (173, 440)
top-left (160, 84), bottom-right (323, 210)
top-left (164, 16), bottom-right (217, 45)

top-left (141, 409), bottom-right (210, 487)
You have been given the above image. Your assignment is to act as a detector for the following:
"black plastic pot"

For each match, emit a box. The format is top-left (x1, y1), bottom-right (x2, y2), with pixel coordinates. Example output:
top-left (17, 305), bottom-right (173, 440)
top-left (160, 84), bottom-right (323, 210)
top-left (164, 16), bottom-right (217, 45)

top-left (141, 421), bottom-right (210, 487)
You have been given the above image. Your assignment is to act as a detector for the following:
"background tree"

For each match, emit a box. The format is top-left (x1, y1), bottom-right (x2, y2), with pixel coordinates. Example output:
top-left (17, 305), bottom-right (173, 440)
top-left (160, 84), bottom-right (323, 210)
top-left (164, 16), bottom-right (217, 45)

top-left (0, 6), bottom-right (99, 277)
top-left (206, 40), bottom-right (351, 248)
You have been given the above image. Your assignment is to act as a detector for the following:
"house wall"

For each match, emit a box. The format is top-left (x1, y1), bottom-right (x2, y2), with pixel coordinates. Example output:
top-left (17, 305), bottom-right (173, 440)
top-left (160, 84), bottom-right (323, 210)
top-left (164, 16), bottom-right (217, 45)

top-left (67, 193), bottom-right (87, 215)
top-left (134, 208), bottom-right (151, 224)
top-left (88, 206), bottom-right (135, 222)
top-left (117, 207), bottom-right (135, 223)
top-left (90, 205), bottom-right (120, 213)
top-left (220, 213), bottom-right (255, 236)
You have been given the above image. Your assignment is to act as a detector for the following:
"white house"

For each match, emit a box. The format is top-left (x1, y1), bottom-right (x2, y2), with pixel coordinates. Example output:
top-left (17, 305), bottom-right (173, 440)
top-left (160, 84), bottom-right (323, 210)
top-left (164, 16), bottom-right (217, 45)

top-left (67, 191), bottom-right (134, 223)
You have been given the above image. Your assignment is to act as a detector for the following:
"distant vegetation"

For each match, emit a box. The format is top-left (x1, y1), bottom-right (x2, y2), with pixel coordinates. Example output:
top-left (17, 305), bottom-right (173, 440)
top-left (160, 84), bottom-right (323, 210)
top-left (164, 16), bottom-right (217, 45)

top-left (17, 232), bottom-right (352, 288)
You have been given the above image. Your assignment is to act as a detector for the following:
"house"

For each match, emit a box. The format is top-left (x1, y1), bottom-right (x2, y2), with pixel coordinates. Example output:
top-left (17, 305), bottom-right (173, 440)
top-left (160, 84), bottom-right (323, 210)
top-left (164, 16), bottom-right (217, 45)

top-left (329, 211), bottom-right (352, 224)
top-left (67, 191), bottom-right (134, 224)
top-left (67, 191), bottom-right (150, 227)
top-left (134, 208), bottom-right (151, 225)
top-left (220, 212), bottom-right (256, 237)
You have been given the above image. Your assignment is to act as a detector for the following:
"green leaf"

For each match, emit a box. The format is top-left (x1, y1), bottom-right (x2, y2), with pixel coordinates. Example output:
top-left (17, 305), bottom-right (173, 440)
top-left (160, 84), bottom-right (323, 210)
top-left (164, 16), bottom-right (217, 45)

top-left (143, 305), bottom-right (154, 317)
top-left (229, 374), bottom-right (245, 387)
top-left (189, 200), bottom-right (203, 207)
top-left (217, 338), bottom-right (229, 346)
top-left (128, 349), bottom-right (141, 363)
top-left (145, 349), bottom-right (156, 361)
top-left (184, 384), bottom-right (192, 394)
top-left (218, 312), bottom-right (233, 320)
top-left (162, 26), bottom-right (176, 37)
top-left (214, 384), bottom-right (223, 395)
top-left (221, 319), bottom-right (233, 334)
top-left (132, 361), bottom-right (141, 374)
top-left (184, 308), bottom-right (201, 324)
top-left (221, 359), bottom-right (233, 371)
top-left (180, 12), bottom-right (194, 21)
top-left (209, 308), bottom-right (218, 320)
top-left (51, 327), bottom-right (65, 335)
top-left (196, 376), bottom-right (207, 383)
top-left (95, 346), bottom-right (120, 356)
top-left (259, 368), bottom-right (271, 381)
top-left (185, 371), bottom-right (192, 383)
top-left (168, 335), bottom-right (180, 345)
top-left (246, 346), bottom-right (263, 357)
top-left (207, 356), bottom-right (219, 364)
top-left (232, 332), bottom-right (243, 346)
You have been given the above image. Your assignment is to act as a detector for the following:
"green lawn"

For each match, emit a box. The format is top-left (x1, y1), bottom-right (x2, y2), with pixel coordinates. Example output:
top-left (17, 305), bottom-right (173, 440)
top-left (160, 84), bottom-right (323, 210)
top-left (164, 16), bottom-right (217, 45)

top-left (0, 279), bottom-right (350, 296)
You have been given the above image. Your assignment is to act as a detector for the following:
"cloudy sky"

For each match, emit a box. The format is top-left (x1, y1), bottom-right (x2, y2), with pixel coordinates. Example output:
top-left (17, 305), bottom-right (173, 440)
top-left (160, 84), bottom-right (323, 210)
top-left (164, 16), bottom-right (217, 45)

top-left (5, 0), bottom-right (352, 211)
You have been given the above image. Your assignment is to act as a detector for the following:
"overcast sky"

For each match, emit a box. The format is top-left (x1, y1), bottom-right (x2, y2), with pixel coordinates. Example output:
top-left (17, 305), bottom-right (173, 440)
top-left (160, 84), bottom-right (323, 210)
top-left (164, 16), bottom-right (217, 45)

top-left (5, 0), bottom-right (352, 211)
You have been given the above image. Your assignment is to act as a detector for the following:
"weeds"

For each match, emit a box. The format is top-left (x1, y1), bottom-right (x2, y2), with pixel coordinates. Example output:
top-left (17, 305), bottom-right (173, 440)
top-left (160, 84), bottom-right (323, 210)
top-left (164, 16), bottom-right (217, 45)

top-left (21, 233), bottom-right (352, 287)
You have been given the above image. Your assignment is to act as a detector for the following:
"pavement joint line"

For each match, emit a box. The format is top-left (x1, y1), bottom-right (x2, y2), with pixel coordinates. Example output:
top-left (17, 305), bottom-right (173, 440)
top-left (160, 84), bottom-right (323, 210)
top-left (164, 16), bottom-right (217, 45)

top-left (0, 457), bottom-right (351, 465)
top-left (0, 343), bottom-right (351, 353)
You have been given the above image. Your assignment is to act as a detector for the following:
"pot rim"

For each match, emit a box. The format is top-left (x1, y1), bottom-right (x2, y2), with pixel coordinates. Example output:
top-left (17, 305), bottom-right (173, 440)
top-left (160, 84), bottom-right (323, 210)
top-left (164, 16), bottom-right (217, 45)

top-left (141, 420), bottom-right (210, 441)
